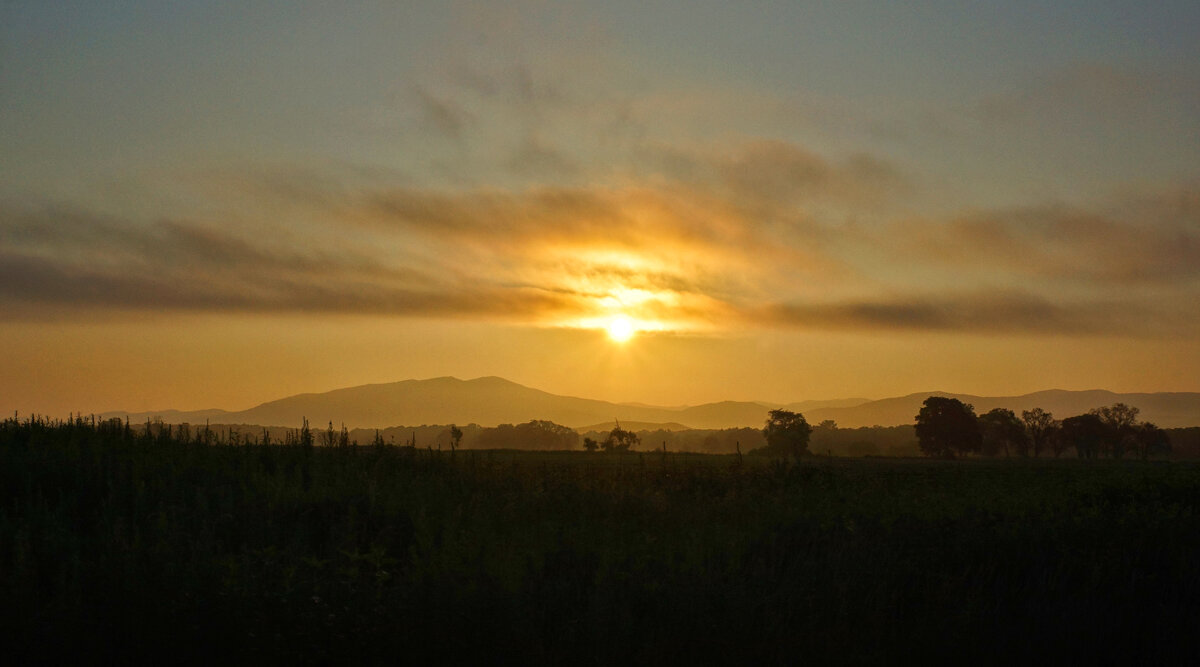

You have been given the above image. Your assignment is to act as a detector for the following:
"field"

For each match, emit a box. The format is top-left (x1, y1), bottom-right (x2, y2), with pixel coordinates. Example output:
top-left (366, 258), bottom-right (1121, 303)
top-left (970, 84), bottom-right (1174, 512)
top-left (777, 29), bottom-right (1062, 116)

top-left (4, 417), bottom-right (1200, 664)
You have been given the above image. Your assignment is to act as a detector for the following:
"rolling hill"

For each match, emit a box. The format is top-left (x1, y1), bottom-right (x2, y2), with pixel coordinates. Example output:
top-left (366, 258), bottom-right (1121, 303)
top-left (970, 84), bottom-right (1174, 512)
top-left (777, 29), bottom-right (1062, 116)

top-left (101, 377), bottom-right (1200, 430)
top-left (103, 376), bottom-right (772, 430)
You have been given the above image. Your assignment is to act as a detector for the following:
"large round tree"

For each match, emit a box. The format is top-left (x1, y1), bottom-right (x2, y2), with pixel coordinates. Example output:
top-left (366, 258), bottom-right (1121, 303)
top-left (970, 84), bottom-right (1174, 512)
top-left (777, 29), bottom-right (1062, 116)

top-left (915, 397), bottom-right (981, 458)
top-left (762, 409), bottom-right (813, 460)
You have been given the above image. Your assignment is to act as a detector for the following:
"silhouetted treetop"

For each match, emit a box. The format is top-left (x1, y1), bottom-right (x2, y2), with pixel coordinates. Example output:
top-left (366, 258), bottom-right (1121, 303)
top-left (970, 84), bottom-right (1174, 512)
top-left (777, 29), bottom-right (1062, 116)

top-left (1021, 408), bottom-right (1060, 457)
top-left (1061, 413), bottom-right (1106, 459)
top-left (915, 397), bottom-right (980, 458)
top-left (762, 409), bottom-right (812, 460)
top-left (477, 420), bottom-right (578, 450)
top-left (603, 423), bottom-right (639, 452)
top-left (979, 408), bottom-right (1026, 458)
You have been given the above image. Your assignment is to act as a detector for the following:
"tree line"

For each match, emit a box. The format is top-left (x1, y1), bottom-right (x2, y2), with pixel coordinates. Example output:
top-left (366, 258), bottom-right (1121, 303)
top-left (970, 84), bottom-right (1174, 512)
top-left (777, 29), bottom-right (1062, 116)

top-left (914, 396), bottom-right (1171, 459)
top-left (755, 399), bottom-right (1174, 461)
top-left (41, 401), bottom-right (1180, 459)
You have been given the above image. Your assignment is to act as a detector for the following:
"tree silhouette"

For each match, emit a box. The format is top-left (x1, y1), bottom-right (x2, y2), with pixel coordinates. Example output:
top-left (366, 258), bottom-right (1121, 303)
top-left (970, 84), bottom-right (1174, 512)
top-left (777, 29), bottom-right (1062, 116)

top-left (1061, 413), bottom-right (1105, 459)
top-left (478, 420), bottom-right (579, 450)
top-left (1091, 403), bottom-right (1140, 459)
top-left (449, 424), bottom-right (463, 452)
top-left (1133, 422), bottom-right (1170, 460)
top-left (915, 397), bottom-right (980, 458)
top-left (299, 417), bottom-right (313, 449)
top-left (762, 409), bottom-right (812, 460)
top-left (1021, 408), bottom-right (1060, 457)
top-left (583, 437), bottom-right (598, 452)
top-left (979, 408), bottom-right (1026, 457)
top-left (603, 424), bottom-right (639, 452)
top-left (1046, 422), bottom-right (1069, 458)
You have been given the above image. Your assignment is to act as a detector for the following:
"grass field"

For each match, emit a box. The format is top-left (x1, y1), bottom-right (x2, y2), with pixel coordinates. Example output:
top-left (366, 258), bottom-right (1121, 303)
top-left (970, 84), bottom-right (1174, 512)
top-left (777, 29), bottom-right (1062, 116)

top-left (3, 416), bottom-right (1200, 663)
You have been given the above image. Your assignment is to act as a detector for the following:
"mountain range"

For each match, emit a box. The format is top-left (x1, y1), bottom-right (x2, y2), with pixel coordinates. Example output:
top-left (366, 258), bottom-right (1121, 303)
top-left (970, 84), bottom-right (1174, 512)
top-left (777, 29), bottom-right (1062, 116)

top-left (99, 376), bottom-right (1200, 430)
top-left (100, 376), bottom-right (1200, 429)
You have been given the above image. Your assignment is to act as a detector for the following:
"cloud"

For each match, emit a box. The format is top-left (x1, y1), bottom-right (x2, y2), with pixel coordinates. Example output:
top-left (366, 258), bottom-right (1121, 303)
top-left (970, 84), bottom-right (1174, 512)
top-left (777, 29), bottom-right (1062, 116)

top-left (885, 188), bottom-right (1200, 285)
top-left (504, 135), bottom-right (580, 177)
top-left (636, 140), bottom-right (912, 215)
top-left (0, 203), bottom-right (573, 320)
top-left (3, 145), bottom-right (1198, 338)
top-left (413, 85), bottom-right (472, 139)
top-left (714, 140), bottom-right (911, 212)
top-left (757, 291), bottom-right (1190, 336)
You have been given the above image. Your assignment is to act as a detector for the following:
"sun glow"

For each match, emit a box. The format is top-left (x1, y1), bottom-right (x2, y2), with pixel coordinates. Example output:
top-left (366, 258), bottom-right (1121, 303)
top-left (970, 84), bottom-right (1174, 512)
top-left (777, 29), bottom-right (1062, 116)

top-left (543, 248), bottom-right (712, 338)
top-left (606, 315), bottom-right (636, 343)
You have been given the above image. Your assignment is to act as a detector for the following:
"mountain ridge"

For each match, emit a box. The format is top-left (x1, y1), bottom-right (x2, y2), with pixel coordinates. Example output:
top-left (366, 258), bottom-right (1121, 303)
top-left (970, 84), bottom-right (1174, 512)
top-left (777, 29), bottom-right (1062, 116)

top-left (99, 377), bottom-right (1200, 430)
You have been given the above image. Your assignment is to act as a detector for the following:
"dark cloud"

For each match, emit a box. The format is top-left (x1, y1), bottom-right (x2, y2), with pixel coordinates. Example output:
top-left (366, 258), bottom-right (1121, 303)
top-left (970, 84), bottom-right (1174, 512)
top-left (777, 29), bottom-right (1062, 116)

top-left (760, 292), bottom-right (1187, 336)
top-left (0, 203), bottom-right (572, 321)
top-left (0, 245), bottom-right (570, 320)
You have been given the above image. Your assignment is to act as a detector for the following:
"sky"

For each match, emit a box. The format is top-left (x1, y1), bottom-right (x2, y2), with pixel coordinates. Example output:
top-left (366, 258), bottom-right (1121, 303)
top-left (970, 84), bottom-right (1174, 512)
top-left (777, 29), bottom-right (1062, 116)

top-left (2, 1), bottom-right (1199, 416)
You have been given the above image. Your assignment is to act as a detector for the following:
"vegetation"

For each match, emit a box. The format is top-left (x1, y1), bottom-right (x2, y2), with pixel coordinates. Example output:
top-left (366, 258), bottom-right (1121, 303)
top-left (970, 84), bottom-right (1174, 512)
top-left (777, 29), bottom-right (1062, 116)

top-left (601, 423), bottom-right (640, 452)
top-left (475, 419), bottom-right (578, 450)
top-left (915, 397), bottom-right (981, 458)
top-left (912, 398), bottom-right (1170, 462)
top-left (7, 412), bottom-right (1200, 663)
top-left (760, 409), bottom-right (812, 460)
top-left (1022, 407), bottom-right (1058, 457)
top-left (978, 407), bottom-right (1025, 457)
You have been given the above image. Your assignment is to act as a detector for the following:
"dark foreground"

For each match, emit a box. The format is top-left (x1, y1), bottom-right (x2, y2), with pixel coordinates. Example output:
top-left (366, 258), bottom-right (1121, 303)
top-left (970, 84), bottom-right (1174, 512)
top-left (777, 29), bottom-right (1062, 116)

top-left (3, 418), bottom-right (1200, 664)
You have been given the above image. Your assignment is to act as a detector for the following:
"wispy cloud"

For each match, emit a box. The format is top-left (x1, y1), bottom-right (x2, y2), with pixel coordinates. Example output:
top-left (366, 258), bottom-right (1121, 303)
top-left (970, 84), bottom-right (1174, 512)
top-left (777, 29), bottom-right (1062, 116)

top-left (3, 142), bottom-right (1197, 337)
top-left (0, 202), bottom-right (571, 320)
top-left (412, 85), bottom-right (472, 140)
top-left (885, 189), bottom-right (1200, 285)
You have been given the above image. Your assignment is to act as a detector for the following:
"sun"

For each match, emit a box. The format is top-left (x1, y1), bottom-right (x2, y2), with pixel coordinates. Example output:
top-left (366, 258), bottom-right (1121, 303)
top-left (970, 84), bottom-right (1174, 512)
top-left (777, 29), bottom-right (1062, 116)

top-left (606, 315), bottom-right (636, 343)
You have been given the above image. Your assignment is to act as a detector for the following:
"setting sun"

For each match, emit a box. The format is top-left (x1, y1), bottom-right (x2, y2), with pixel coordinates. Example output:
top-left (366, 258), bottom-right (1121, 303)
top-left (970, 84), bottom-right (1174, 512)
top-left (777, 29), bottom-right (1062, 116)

top-left (606, 316), bottom-right (636, 343)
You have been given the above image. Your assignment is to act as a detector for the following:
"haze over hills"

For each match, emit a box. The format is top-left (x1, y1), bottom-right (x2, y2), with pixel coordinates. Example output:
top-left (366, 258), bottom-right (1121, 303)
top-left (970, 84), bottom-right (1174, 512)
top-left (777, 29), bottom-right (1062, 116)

top-left (100, 377), bottom-right (1200, 430)
top-left (102, 377), bottom-right (772, 430)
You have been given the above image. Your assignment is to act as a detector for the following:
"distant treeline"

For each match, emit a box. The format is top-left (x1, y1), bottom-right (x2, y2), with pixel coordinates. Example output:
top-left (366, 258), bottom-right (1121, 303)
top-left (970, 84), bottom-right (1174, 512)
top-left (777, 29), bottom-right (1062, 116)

top-left (41, 412), bottom-right (1200, 458)
top-left (1169, 427), bottom-right (1200, 458)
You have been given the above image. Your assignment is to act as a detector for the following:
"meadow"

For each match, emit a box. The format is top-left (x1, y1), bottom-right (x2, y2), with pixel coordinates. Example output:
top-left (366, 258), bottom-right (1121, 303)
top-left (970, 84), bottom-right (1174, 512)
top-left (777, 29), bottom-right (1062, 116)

top-left (3, 416), bottom-right (1200, 664)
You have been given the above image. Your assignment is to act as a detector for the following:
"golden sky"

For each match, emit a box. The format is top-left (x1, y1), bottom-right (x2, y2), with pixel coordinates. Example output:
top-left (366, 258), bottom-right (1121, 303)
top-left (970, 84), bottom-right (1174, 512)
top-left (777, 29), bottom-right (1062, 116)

top-left (2, 2), bottom-right (1199, 416)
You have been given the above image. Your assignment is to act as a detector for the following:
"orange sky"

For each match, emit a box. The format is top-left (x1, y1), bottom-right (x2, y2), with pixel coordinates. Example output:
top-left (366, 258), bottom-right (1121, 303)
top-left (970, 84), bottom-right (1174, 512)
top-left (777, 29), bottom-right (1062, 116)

top-left (2, 2), bottom-right (1199, 417)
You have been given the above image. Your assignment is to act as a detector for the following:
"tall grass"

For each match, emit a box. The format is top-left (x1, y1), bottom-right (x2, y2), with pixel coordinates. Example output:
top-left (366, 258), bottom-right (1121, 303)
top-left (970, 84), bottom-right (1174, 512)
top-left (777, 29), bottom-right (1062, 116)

top-left (2, 414), bottom-right (1199, 663)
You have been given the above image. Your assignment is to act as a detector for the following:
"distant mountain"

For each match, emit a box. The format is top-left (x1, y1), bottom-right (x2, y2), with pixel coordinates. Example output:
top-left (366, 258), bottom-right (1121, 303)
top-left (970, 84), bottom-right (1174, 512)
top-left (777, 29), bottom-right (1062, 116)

top-left (101, 377), bottom-right (1200, 430)
top-left (674, 401), bottom-right (772, 429)
top-left (103, 376), bottom-right (777, 430)
top-left (805, 390), bottom-right (1200, 429)
top-left (108, 408), bottom-right (234, 424)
